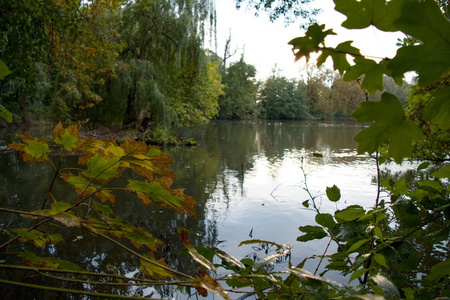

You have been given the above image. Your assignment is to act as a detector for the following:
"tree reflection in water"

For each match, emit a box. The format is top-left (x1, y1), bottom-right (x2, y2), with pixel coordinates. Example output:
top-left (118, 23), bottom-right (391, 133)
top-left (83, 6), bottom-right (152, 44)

top-left (1, 120), bottom-right (391, 298)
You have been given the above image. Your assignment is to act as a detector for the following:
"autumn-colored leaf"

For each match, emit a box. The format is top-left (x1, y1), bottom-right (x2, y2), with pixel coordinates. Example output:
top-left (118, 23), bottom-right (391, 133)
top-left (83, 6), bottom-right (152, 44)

top-left (82, 153), bottom-right (121, 182)
top-left (61, 172), bottom-right (116, 203)
top-left (18, 251), bottom-right (83, 271)
top-left (53, 122), bottom-right (79, 151)
top-left (9, 135), bottom-right (50, 163)
top-left (11, 228), bottom-right (63, 248)
top-left (180, 228), bottom-right (217, 273)
top-left (197, 269), bottom-right (230, 300)
top-left (127, 179), bottom-right (196, 216)
top-left (139, 253), bottom-right (173, 280)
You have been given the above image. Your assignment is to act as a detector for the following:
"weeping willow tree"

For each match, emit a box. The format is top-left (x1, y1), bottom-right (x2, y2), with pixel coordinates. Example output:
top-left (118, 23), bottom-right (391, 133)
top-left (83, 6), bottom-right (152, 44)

top-left (103, 0), bottom-right (221, 129)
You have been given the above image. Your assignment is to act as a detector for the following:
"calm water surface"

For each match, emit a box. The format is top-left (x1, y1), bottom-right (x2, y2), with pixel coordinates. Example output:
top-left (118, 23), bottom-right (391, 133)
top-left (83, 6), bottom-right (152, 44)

top-left (0, 120), bottom-right (414, 298)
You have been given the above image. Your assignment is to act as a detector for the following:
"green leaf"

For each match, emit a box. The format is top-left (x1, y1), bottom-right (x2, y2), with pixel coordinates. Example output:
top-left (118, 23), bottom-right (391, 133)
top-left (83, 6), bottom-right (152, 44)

top-left (334, 0), bottom-right (402, 31)
top-left (82, 153), bottom-right (121, 182)
top-left (432, 165), bottom-right (450, 178)
top-left (417, 162), bottom-right (431, 171)
top-left (373, 253), bottom-right (389, 269)
top-left (24, 140), bottom-right (50, 161)
top-left (62, 173), bottom-right (115, 203)
top-left (315, 213), bottom-right (336, 231)
top-left (370, 275), bottom-right (401, 299)
top-left (12, 229), bottom-right (63, 248)
top-left (0, 59), bottom-right (11, 79)
top-left (389, 45), bottom-right (450, 87)
top-left (127, 179), bottom-right (185, 212)
top-left (288, 23), bottom-right (336, 61)
top-left (54, 130), bottom-right (78, 151)
top-left (352, 92), bottom-right (424, 162)
top-left (387, 2), bottom-right (450, 85)
top-left (393, 0), bottom-right (450, 42)
top-left (334, 205), bottom-right (365, 222)
top-left (147, 147), bottom-right (162, 157)
top-left (0, 105), bottom-right (13, 123)
top-left (297, 225), bottom-right (327, 242)
top-left (344, 57), bottom-right (389, 95)
top-left (140, 256), bottom-right (173, 280)
top-left (349, 268), bottom-right (368, 283)
top-left (424, 87), bottom-right (450, 129)
top-left (424, 259), bottom-right (450, 281)
top-left (326, 185), bottom-right (341, 202)
top-left (318, 41), bottom-right (361, 75)
top-left (126, 229), bottom-right (162, 250)
top-left (35, 202), bottom-right (82, 228)
top-left (373, 226), bottom-right (383, 241)
top-left (238, 239), bottom-right (285, 251)
top-left (346, 238), bottom-right (369, 254)
top-left (17, 251), bottom-right (83, 270)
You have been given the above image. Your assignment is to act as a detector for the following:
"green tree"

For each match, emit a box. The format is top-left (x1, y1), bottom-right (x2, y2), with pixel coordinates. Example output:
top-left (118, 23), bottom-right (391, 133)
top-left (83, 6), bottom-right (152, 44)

top-left (304, 64), bottom-right (332, 117)
top-left (235, 0), bottom-right (319, 25)
top-left (328, 74), bottom-right (367, 118)
top-left (218, 57), bottom-right (259, 119)
top-left (105, 0), bottom-right (220, 129)
top-left (259, 73), bottom-right (311, 119)
top-left (0, 0), bottom-right (123, 122)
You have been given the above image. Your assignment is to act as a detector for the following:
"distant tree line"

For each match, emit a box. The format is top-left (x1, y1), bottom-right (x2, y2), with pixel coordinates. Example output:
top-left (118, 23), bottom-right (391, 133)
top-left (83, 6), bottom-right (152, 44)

top-left (216, 58), bottom-right (412, 121)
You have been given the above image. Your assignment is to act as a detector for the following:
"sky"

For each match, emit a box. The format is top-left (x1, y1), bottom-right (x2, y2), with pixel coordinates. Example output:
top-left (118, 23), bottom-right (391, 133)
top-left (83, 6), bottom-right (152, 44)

top-left (212, 0), bottom-right (405, 80)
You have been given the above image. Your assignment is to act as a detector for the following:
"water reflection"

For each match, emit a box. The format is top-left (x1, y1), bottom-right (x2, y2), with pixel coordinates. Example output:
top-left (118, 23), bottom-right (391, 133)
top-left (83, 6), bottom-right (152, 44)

top-left (1, 120), bottom-right (390, 298)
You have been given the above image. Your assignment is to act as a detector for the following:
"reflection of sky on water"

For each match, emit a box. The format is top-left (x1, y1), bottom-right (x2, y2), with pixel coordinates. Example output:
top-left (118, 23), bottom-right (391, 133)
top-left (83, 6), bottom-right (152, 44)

top-left (0, 121), bottom-right (422, 299)
top-left (194, 122), bottom-right (419, 291)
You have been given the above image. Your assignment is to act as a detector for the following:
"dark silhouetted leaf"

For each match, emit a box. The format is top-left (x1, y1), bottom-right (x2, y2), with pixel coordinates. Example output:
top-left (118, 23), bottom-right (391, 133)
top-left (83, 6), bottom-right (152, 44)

top-left (424, 87), bottom-right (450, 129)
top-left (352, 92), bottom-right (424, 162)
top-left (288, 23), bottom-right (336, 61)
top-left (335, 205), bottom-right (365, 222)
top-left (315, 213), bottom-right (336, 231)
top-left (297, 225), bottom-right (327, 242)
top-left (326, 185), bottom-right (341, 202)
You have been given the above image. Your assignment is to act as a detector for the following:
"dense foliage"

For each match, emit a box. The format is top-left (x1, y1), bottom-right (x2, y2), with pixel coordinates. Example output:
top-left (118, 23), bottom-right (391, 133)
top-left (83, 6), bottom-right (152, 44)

top-left (218, 57), bottom-right (259, 119)
top-left (0, 0), bottom-right (221, 130)
top-left (259, 73), bottom-right (311, 119)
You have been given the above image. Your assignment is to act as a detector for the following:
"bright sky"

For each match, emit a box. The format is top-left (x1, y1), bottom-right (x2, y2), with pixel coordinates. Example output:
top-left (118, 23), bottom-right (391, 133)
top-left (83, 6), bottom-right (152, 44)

top-left (213, 0), bottom-right (405, 80)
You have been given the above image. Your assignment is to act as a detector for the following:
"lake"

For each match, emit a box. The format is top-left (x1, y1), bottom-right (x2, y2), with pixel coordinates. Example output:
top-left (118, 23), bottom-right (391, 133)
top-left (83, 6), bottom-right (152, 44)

top-left (0, 120), bottom-right (413, 299)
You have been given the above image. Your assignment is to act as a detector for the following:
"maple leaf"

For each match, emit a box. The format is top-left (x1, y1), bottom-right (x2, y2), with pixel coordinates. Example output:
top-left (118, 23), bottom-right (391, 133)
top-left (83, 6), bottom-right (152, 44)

top-left (352, 92), bottom-right (425, 162)
top-left (388, 0), bottom-right (450, 86)
top-left (82, 153), bottom-right (121, 182)
top-left (61, 172), bottom-right (116, 203)
top-left (288, 23), bottom-right (336, 62)
top-left (34, 202), bottom-right (82, 228)
top-left (12, 229), bottom-right (63, 248)
top-left (140, 253), bottom-right (173, 280)
top-left (53, 122), bottom-right (80, 151)
top-left (127, 179), bottom-right (196, 216)
top-left (318, 41), bottom-right (361, 75)
top-left (344, 57), bottom-right (389, 95)
top-left (334, 0), bottom-right (402, 31)
top-left (424, 86), bottom-right (450, 129)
